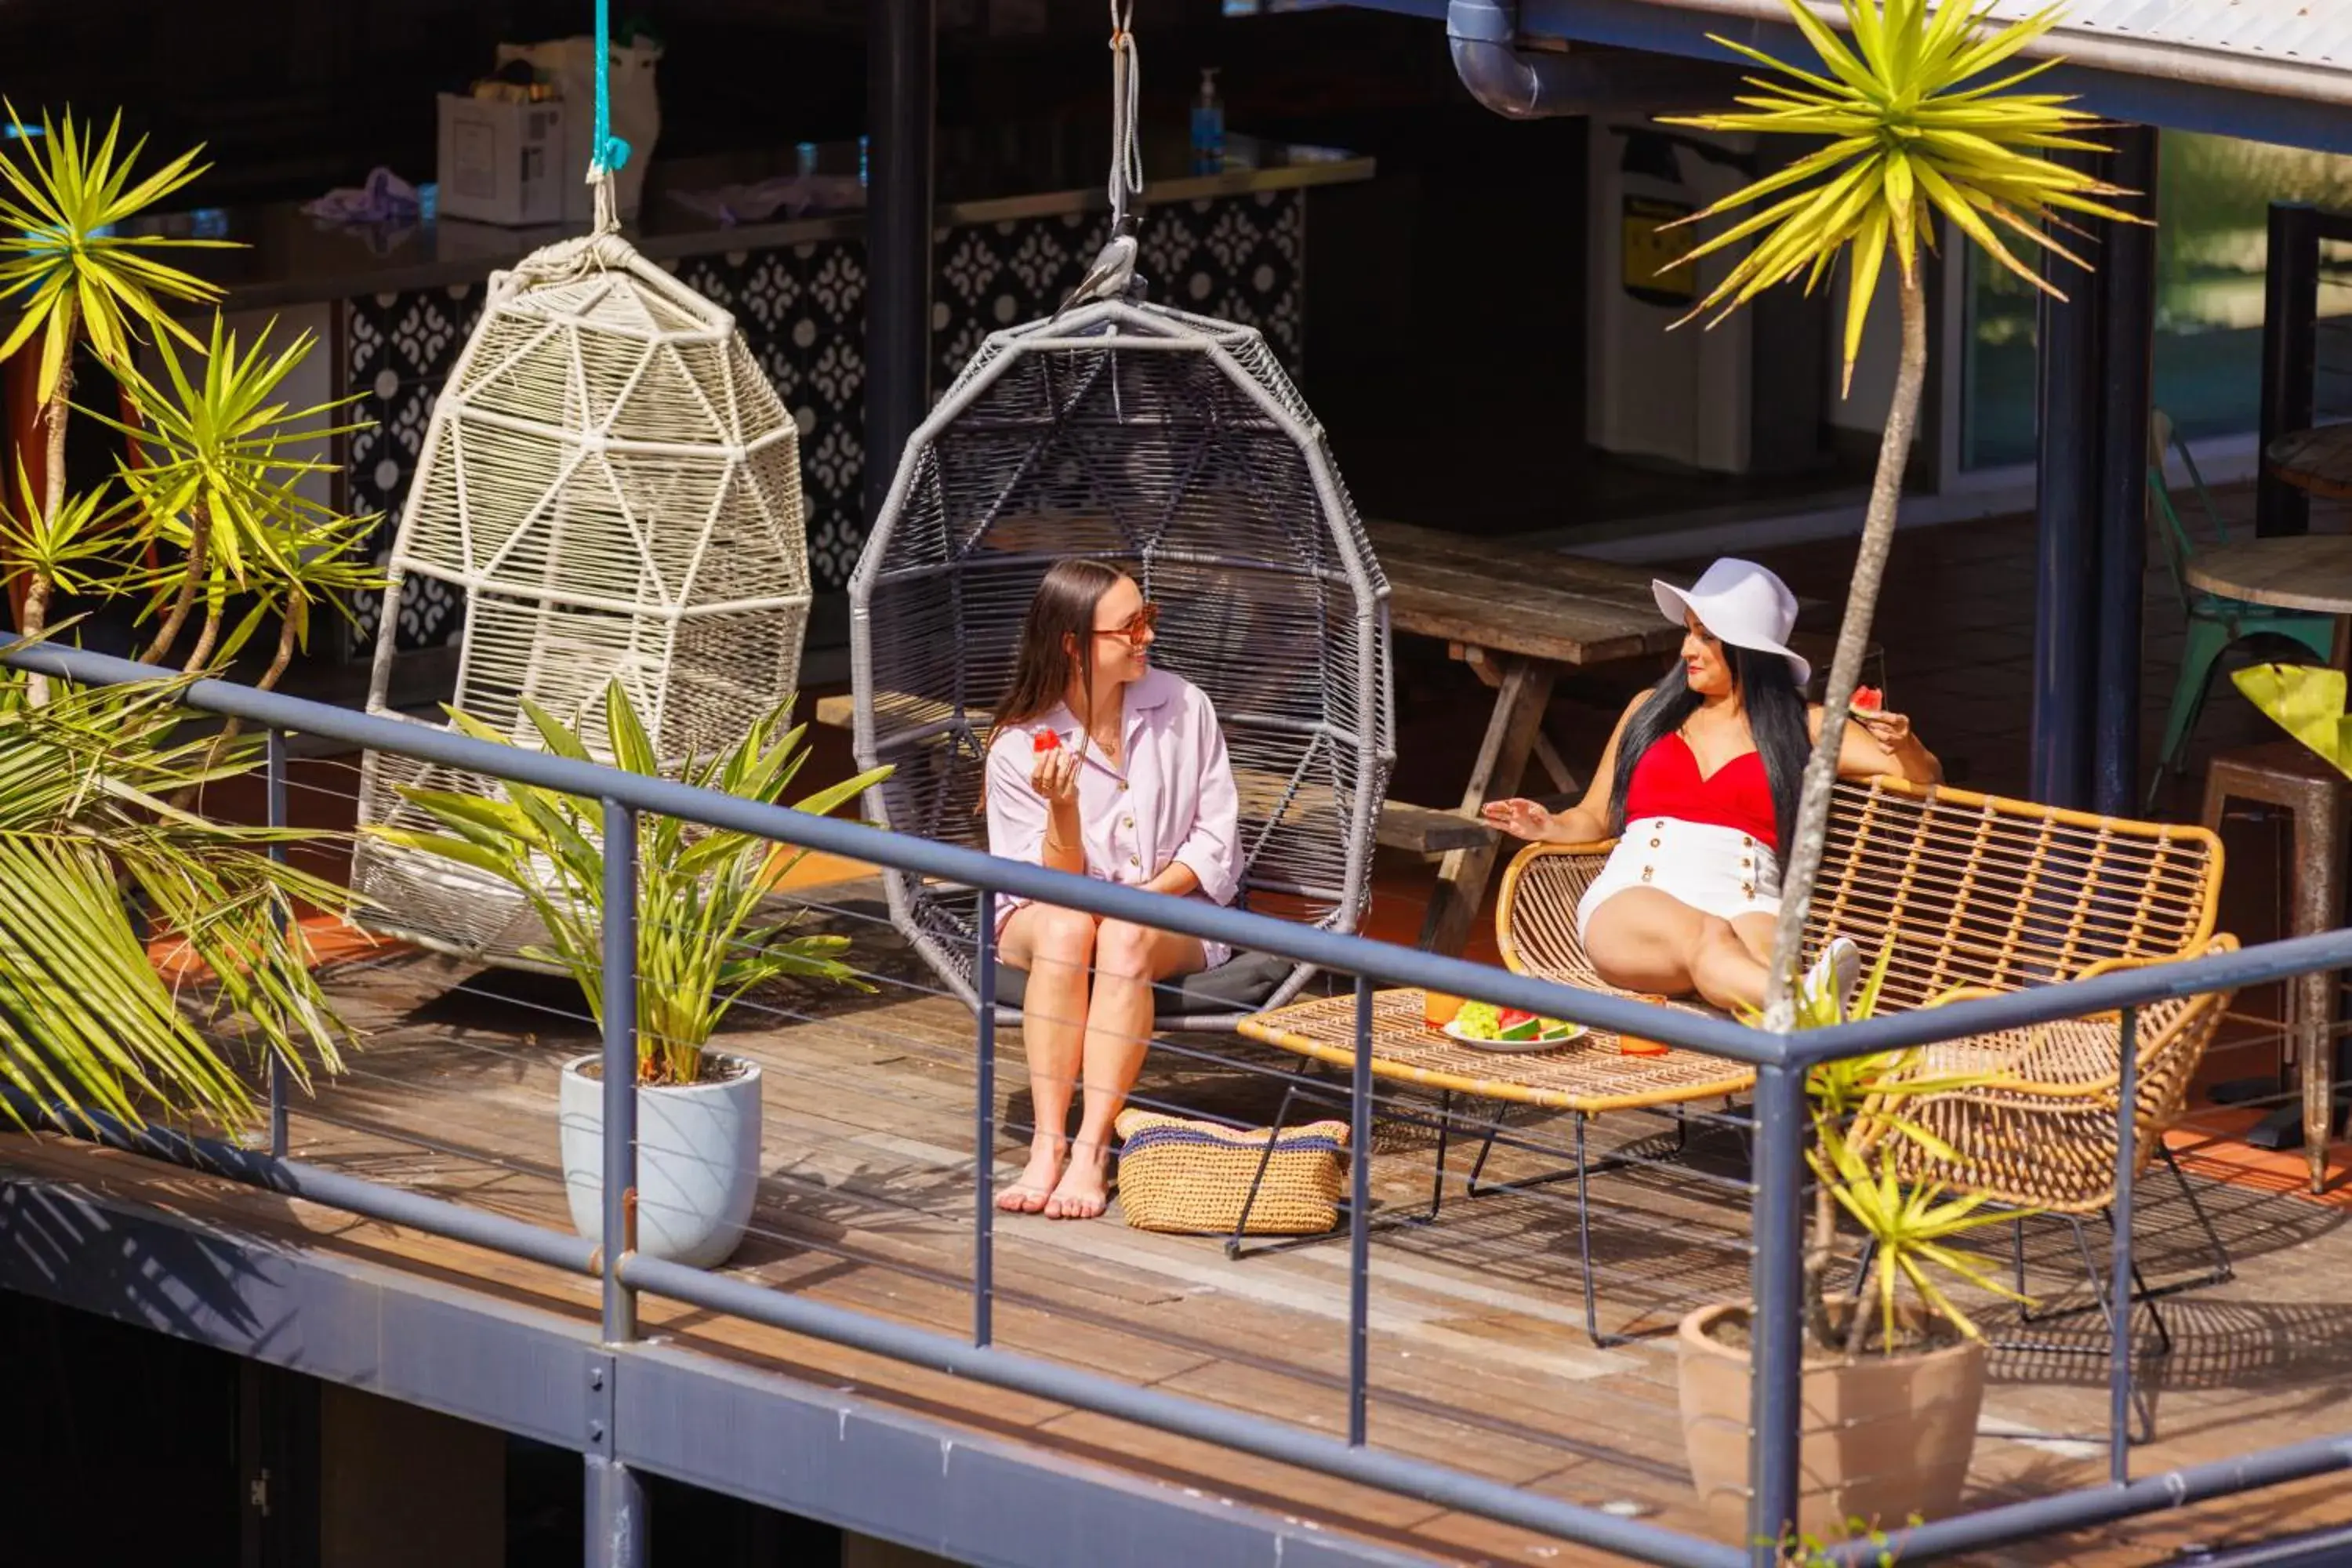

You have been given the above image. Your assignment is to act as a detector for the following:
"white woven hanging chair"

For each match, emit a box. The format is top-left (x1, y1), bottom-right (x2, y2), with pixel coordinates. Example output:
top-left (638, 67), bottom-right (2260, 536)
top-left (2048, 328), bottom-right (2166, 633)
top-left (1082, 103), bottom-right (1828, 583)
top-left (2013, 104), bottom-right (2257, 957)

top-left (350, 223), bottom-right (813, 967)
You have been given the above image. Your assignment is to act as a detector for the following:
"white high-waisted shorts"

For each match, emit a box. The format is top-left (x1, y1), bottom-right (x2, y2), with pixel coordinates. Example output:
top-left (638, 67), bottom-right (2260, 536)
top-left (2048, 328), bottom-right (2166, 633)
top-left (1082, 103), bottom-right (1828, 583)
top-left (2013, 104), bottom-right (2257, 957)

top-left (1575, 816), bottom-right (1782, 944)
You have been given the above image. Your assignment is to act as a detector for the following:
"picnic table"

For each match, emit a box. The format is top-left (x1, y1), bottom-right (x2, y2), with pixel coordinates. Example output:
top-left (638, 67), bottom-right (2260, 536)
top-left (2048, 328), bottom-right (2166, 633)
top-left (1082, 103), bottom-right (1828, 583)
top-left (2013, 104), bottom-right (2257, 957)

top-left (1362, 521), bottom-right (1686, 955)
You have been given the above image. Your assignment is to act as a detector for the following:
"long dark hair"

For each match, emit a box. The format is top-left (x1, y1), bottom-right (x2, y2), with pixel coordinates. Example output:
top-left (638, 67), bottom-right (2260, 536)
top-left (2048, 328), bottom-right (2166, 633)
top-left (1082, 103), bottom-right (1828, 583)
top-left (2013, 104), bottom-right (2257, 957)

top-left (986, 557), bottom-right (1129, 770)
top-left (1609, 641), bottom-right (1809, 853)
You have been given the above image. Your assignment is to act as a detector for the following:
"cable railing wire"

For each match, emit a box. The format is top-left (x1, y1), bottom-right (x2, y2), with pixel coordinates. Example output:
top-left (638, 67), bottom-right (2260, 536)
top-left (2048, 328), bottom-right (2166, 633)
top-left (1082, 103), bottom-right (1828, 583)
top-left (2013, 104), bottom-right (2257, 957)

top-left (11, 641), bottom-right (2352, 1566)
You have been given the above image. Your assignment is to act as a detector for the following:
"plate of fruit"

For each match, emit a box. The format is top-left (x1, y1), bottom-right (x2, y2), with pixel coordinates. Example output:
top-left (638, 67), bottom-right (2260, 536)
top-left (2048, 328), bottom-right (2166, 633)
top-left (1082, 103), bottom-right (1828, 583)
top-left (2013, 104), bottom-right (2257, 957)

top-left (1443, 1001), bottom-right (1585, 1052)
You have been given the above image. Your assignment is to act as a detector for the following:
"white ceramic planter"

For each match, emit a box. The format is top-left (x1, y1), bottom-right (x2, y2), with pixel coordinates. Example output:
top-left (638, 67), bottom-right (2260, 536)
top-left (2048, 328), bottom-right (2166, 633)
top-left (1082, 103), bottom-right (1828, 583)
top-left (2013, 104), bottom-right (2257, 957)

top-left (558, 1052), bottom-right (764, 1269)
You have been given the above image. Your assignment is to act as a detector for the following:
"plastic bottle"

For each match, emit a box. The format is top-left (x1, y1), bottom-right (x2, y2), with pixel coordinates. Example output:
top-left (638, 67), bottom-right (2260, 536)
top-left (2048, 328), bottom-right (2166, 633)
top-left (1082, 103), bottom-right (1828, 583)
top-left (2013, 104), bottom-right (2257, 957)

top-left (1190, 68), bottom-right (1225, 174)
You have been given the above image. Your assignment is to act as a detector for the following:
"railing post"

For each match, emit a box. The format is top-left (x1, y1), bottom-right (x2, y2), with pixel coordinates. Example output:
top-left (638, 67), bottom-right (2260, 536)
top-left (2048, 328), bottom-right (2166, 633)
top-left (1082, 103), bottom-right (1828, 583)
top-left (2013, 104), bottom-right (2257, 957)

top-left (2109, 1004), bottom-right (2139, 1485)
top-left (266, 727), bottom-right (290, 1160)
top-left (600, 797), bottom-right (639, 1344)
top-left (586, 1454), bottom-right (647, 1567)
top-left (1348, 975), bottom-right (1374, 1447)
top-left (590, 797), bottom-right (645, 1567)
top-left (1748, 1061), bottom-right (1806, 1565)
top-left (975, 889), bottom-right (997, 1348)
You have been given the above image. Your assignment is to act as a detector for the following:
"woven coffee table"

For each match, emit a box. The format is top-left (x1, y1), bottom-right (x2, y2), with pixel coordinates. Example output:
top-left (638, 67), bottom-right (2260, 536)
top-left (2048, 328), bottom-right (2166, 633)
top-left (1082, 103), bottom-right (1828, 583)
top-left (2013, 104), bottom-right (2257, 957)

top-left (1235, 988), bottom-right (1755, 1345)
top-left (1236, 988), bottom-right (1755, 1112)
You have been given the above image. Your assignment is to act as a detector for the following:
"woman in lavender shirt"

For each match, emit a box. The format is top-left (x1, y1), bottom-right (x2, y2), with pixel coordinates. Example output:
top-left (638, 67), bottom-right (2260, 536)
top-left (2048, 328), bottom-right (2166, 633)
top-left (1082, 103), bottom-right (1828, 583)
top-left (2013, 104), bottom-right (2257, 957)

top-left (984, 559), bottom-right (1241, 1220)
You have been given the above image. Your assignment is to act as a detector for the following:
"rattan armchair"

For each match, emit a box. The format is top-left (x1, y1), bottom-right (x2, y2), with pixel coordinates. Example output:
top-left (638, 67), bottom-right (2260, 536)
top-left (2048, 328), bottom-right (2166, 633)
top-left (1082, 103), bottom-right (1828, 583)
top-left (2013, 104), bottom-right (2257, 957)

top-left (1497, 776), bottom-right (2239, 1373)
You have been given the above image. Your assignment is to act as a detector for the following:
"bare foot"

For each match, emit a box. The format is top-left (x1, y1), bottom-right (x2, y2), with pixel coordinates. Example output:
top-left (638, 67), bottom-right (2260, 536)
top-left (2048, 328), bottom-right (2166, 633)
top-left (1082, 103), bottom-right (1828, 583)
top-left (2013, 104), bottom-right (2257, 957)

top-left (996, 1134), bottom-right (1063, 1214)
top-left (1044, 1140), bottom-right (1111, 1220)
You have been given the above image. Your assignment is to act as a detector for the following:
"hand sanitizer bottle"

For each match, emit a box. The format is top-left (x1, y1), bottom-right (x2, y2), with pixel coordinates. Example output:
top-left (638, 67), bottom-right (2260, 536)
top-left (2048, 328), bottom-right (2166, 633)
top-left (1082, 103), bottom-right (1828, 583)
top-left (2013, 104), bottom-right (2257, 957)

top-left (1190, 68), bottom-right (1225, 174)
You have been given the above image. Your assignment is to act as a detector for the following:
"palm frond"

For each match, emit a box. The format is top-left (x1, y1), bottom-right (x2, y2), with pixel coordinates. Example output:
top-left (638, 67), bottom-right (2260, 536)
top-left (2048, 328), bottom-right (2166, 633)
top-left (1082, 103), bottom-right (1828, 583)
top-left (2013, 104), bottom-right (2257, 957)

top-left (0, 667), bottom-right (350, 1130)
top-left (1660, 0), bottom-right (2142, 390)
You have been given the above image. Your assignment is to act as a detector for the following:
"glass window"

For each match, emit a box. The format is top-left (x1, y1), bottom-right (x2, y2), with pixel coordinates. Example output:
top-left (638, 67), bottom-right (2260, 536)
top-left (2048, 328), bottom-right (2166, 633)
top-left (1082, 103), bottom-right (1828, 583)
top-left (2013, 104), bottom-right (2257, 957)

top-left (1958, 130), bottom-right (2352, 471)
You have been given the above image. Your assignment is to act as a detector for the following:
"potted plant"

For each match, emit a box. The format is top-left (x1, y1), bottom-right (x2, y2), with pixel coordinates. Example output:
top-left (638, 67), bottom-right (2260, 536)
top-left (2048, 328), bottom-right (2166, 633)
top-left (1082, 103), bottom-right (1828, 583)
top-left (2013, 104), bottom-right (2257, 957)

top-left (1678, 953), bottom-right (2032, 1541)
top-left (370, 681), bottom-right (889, 1268)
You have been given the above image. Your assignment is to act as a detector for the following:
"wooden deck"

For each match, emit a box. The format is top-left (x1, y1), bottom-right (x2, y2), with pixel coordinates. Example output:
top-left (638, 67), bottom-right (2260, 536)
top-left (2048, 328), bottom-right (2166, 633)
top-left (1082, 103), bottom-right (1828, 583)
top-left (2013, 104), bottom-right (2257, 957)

top-left (11, 877), bottom-right (2352, 1565)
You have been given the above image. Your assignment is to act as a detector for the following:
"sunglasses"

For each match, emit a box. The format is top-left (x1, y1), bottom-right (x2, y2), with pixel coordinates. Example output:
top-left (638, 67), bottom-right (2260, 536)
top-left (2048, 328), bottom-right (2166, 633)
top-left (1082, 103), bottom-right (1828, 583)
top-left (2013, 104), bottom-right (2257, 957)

top-left (1091, 601), bottom-right (1160, 648)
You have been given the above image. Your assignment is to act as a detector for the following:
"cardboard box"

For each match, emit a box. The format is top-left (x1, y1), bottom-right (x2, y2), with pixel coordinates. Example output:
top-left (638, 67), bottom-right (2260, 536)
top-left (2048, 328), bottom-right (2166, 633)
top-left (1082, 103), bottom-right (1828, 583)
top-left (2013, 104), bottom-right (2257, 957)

top-left (493, 38), bottom-right (661, 225)
top-left (436, 93), bottom-right (567, 227)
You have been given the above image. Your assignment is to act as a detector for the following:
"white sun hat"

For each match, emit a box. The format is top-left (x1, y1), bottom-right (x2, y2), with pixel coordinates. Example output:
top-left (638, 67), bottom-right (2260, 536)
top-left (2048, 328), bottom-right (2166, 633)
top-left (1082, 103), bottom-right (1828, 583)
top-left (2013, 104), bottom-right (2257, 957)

top-left (1651, 557), bottom-right (1810, 688)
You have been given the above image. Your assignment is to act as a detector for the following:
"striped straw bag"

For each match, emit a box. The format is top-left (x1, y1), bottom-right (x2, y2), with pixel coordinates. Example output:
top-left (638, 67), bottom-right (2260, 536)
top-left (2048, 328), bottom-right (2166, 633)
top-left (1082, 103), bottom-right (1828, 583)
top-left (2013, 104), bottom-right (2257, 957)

top-left (1113, 1109), bottom-right (1350, 1236)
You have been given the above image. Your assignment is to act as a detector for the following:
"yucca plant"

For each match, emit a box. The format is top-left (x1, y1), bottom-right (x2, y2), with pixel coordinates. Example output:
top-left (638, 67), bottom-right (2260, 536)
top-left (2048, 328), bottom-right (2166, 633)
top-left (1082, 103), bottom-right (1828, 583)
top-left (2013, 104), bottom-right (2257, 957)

top-left (369, 682), bottom-right (892, 1087)
top-left (1663, 0), bottom-right (2143, 1027)
top-left (0, 459), bottom-right (123, 639)
top-left (1759, 948), bottom-right (2033, 1354)
top-left (0, 655), bottom-right (349, 1131)
top-left (86, 314), bottom-right (380, 683)
top-left (0, 105), bottom-right (229, 655)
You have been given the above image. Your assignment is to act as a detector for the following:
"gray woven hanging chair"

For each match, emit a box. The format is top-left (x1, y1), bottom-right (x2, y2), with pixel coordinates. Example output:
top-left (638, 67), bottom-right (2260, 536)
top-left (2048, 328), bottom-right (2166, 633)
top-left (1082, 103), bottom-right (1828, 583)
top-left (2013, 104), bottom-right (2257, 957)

top-left (848, 294), bottom-right (1395, 1031)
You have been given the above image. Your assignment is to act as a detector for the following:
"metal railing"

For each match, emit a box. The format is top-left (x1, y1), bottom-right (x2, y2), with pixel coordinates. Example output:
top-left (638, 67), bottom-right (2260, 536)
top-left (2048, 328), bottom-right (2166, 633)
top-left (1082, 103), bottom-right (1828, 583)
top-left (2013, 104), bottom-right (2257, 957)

top-left (9, 639), bottom-right (2352, 1568)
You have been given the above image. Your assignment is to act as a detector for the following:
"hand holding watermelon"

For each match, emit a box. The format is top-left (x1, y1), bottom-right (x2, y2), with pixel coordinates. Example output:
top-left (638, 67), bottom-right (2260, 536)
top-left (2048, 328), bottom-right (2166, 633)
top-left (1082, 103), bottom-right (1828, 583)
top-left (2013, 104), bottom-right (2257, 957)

top-left (1846, 685), bottom-right (1913, 755)
top-left (1029, 728), bottom-right (1080, 808)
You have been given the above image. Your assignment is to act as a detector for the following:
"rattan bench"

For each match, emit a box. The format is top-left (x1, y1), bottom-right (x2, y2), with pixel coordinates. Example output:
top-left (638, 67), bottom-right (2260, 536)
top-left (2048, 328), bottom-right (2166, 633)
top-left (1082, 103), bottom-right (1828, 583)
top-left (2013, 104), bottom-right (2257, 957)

top-left (1494, 775), bottom-right (2241, 1353)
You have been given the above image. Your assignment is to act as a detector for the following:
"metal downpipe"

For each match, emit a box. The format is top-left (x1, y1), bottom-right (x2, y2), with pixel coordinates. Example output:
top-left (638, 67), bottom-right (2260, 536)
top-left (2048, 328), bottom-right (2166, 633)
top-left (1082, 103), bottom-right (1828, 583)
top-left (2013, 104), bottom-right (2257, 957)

top-left (1447, 0), bottom-right (1737, 119)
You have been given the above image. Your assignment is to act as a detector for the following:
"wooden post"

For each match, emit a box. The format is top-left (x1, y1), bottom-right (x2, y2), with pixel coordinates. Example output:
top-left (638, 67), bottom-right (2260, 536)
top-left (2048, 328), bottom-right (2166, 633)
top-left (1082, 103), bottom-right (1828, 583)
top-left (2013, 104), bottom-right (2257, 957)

top-left (1417, 655), bottom-right (1555, 956)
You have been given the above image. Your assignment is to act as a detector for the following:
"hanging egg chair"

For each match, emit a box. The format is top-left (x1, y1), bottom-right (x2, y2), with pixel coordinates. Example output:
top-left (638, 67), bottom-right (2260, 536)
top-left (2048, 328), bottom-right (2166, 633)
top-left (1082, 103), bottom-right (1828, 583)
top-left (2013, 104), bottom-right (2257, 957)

top-left (351, 189), bottom-right (813, 966)
top-left (850, 278), bottom-right (1395, 1030)
top-left (851, 7), bottom-right (1393, 1030)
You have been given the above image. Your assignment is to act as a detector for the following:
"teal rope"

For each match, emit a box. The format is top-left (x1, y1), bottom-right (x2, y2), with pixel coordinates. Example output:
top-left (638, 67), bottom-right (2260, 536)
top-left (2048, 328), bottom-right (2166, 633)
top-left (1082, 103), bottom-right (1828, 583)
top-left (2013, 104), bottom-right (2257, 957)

top-left (590, 0), bottom-right (632, 176)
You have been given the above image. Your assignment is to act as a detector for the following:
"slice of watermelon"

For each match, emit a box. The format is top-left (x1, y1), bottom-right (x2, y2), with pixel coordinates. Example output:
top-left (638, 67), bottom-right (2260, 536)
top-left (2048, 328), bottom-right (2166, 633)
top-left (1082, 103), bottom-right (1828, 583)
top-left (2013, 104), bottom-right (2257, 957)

top-left (1850, 685), bottom-right (1884, 714)
top-left (1497, 1007), bottom-right (1541, 1041)
top-left (1032, 729), bottom-right (1063, 753)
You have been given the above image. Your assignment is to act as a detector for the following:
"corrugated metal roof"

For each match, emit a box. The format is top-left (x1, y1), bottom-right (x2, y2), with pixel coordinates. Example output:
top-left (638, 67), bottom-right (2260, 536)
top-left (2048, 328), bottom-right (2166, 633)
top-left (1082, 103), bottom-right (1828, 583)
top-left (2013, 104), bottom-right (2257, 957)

top-left (1639, 0), bottom-right (2352, 106)
top-left (1988, 0), bottom-right (2352, 73)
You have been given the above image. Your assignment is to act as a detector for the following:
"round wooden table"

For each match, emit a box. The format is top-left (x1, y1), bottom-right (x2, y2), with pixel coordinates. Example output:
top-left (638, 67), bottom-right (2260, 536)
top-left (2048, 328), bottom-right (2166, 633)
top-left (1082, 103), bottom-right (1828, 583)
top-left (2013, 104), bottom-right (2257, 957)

top-left (2187, 535), bottom-right (2352, 667)
top-left (2267, 425), bottom-right (2352, 502)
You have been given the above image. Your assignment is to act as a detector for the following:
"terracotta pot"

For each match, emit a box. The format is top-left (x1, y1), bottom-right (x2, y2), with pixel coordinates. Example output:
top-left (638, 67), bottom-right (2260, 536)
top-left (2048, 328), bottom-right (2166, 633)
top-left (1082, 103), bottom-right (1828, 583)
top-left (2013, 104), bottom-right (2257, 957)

top-left (1677, 1301), bottom-right (1985, 1543)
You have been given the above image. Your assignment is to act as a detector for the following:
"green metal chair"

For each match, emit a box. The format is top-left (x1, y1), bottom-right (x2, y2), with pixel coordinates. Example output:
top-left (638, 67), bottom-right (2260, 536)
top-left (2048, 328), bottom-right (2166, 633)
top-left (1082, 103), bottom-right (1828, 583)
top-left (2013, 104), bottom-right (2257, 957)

top-left (2147, 408), bottom-right (2336, 809)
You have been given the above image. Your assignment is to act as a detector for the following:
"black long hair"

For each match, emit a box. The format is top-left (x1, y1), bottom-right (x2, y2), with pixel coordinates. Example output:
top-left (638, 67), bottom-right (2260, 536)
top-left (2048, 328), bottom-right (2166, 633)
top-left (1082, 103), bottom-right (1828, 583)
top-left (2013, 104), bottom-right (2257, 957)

top-left (1609, 641), bottom-right (1810, 853)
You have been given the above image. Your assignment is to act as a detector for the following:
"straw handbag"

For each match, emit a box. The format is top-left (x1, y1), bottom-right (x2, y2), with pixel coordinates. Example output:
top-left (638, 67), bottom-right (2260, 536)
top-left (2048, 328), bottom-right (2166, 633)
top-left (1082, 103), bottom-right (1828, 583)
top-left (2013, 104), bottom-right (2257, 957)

top-left (1113, 1109), bottom-right (1350, 1236)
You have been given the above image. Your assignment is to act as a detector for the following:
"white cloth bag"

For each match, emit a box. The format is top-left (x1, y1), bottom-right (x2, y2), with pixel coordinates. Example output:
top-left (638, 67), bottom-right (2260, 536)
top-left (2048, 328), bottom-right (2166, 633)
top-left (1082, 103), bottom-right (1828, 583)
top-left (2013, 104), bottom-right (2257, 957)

top-left (495, 35), bottom-right (663, 223)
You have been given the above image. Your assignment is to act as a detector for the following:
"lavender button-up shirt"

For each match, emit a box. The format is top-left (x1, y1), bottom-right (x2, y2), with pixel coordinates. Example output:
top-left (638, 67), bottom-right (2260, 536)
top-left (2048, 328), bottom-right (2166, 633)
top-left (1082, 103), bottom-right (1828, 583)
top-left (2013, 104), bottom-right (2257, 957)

top-left (984, 667), bottom-right (1243, 963)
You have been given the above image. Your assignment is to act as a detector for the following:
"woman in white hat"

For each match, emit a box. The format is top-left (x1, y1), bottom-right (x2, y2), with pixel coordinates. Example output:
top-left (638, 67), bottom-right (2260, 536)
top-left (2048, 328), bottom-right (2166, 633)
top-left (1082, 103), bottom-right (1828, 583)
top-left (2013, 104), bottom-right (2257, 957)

top-left (1483, 557), bottom-right (1939, 1014)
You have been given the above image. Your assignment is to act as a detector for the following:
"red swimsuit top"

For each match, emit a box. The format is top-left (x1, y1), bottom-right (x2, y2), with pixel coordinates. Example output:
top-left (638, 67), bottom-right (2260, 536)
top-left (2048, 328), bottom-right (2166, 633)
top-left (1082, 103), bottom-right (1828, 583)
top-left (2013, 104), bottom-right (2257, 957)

top-left (1623, 734), bottom-right (1779, 851)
